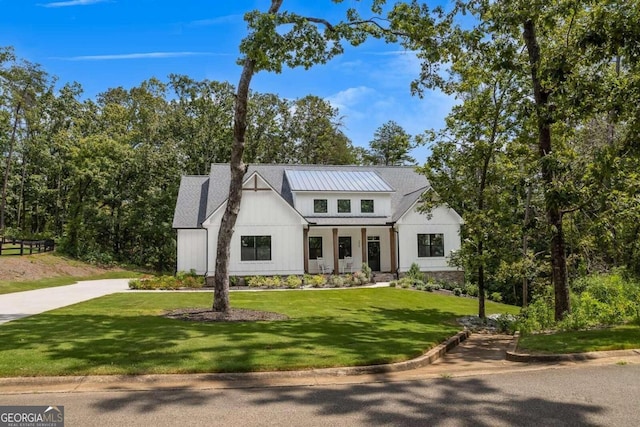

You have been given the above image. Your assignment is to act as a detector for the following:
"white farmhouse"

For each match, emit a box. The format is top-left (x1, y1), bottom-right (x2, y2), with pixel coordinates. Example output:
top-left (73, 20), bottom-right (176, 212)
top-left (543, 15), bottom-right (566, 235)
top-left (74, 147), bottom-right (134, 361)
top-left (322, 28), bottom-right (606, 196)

top-left (173, 164), bottom-right (463, 283)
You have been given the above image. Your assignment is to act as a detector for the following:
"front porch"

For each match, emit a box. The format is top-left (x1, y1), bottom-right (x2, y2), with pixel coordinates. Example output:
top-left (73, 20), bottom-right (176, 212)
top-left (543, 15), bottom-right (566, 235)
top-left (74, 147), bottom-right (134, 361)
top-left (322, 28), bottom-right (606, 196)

top-left (303, 226), bottom-right (397, 275)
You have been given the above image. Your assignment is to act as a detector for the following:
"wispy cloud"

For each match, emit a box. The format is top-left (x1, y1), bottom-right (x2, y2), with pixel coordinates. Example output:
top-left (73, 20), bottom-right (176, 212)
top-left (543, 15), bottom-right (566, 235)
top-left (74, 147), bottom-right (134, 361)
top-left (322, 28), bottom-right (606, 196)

top-left (188, 15), bottom-right (243, 27)
top-left (40, 0), bottom-right (108, 8)
top-left (57, 51), bottom-right (229, 61)
top-left (326, 86), bottom-right (375, 114)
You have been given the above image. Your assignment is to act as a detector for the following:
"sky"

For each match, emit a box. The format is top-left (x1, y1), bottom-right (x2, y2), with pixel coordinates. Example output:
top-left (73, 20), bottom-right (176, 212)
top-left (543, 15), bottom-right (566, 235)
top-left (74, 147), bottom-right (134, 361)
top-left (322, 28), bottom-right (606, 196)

top-left (1, 0), bottom-right (456, 163)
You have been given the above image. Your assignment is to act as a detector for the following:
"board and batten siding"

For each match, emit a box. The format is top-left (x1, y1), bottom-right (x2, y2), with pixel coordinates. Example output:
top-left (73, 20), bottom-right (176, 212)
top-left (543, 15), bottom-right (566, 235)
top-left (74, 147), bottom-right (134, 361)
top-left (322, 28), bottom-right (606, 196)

top-left (203, 178), bottom-right (306, 276)
top-left (395, 204), bottom-right (462, 272)
top-left (176, 229), bottom-right (207, 274)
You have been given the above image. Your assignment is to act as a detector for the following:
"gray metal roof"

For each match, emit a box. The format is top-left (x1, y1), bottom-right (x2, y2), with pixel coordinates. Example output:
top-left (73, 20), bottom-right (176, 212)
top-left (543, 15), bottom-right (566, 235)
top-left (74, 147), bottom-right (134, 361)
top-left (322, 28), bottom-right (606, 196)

top-left (285, 170), bottom-right (394, 192)
top-left (173, 164), bottom-right (435, 229)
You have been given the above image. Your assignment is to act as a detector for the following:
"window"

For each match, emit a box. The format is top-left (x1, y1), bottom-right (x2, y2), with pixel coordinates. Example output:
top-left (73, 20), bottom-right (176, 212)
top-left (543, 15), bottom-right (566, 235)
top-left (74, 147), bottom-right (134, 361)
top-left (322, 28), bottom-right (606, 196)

top-left (337, 199), bottom-right (351, 213)
top-left (338, 236), bottom-right (352, 259)
top-left (241, 235), bottom-right (271, 261)
top-left (361, 199), bottom-right (374, 213)
top-left (309, 236), bottom-right (322, 260)
top-left (417, 234), bottom-right (444, 257)
top-left (314, 199), bottom-right (328, 213)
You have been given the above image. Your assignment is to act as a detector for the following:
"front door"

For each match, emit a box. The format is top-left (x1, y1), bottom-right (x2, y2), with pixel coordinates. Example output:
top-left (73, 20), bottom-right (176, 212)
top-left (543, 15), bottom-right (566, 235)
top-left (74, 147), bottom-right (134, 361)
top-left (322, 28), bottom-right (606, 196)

top-left (367, 237), bottom-right (381, 271)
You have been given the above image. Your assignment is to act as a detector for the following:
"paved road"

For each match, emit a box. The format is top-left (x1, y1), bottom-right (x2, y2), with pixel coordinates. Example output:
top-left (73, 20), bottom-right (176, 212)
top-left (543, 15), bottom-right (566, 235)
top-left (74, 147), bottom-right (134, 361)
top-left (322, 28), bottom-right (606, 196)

top-left (2, 364), bottom-right (638, 426)
top-left (0, 279), bottom-right (130, 324)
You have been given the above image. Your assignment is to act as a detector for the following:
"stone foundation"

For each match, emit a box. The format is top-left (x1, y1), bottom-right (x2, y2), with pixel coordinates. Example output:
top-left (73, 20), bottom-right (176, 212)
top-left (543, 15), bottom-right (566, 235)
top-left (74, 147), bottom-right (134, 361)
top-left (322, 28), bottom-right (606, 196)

top-left (399, 270), bottom-right (465, 285)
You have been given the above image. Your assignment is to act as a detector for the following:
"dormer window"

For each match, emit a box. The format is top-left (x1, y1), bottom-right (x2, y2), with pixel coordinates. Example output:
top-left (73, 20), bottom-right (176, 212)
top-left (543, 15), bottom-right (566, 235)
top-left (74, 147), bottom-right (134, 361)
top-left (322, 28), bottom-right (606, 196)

top-left (337, 199), bottom-right (351, 213)
top-left (361, 199), bottom-right (374, 213)
top-left (314, 199), bottom-right (328, 213)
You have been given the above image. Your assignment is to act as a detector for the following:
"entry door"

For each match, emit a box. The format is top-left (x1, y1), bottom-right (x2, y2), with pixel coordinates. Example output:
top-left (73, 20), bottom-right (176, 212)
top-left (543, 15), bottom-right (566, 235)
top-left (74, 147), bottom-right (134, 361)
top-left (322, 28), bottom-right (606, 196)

top-left (367, 237), bottom-right (381, 272)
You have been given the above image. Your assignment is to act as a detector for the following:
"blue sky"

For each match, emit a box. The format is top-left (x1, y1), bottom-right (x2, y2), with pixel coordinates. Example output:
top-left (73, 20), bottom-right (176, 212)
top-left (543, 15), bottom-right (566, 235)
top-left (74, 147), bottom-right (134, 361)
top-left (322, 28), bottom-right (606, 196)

top-left (1, 0), bottom-right (455, 163)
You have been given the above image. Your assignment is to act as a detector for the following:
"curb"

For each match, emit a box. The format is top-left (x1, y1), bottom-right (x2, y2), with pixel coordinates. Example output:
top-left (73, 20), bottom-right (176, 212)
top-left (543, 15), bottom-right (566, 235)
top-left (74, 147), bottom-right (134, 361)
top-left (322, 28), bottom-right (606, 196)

top-left (0, 330), bottom-right (470, 392)
top-left (505, 331), bottom-right (640, 363)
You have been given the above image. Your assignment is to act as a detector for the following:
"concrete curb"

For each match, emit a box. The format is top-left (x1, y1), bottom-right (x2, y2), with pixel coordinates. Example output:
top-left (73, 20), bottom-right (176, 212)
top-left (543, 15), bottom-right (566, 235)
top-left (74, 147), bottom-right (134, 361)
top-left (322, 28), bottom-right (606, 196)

top-left (0, 331), bottom-right (470, 393)
top-left (505, 331), bottom-right (640, 363)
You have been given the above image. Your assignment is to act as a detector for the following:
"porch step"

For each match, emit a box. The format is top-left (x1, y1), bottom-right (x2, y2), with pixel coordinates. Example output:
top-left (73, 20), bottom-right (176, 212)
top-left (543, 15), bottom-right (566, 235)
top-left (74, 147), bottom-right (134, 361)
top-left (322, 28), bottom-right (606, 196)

top-left (372, 272), bottom-right (396, 283)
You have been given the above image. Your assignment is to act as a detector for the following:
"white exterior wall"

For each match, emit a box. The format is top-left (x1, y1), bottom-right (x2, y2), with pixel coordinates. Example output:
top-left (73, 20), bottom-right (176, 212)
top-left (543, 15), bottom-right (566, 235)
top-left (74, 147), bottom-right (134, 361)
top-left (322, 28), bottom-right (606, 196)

top-left (176, 229), bottom-right (207, 274)
top-left (204, 180), bottom-right (306, 276)
top-left (396, 205), bottom-right (461, 272)
top-left (293, 192), bottom-right (392, 217)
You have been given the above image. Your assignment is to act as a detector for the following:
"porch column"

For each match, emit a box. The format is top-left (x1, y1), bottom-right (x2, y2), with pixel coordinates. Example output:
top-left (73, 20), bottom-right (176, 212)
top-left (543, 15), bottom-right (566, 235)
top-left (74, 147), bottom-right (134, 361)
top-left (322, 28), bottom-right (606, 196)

top-left (389, 226), bottom-right (397, 274)
top-left (303, 227), bottom-right (309, 273)
top-left (332, 228), bottom-right (339, 274)
top-left (361, 227), bottom-right (367, 267)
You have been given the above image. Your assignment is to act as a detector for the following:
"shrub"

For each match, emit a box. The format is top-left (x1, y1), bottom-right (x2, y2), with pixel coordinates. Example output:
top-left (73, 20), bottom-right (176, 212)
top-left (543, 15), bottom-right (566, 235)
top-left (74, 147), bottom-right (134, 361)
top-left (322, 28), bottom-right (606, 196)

top-left (128, 274), bottom-right (203, 290)
top-left (407, 262), bottom-right (422, 282)
top-left (351, 271), bottom-right (369, 286)
top-left (307, 274), bottom-right (326, 287)
top-left (453, 287), bottom-right (462, 296)
top-left (263, 276), bottom-right (283, 288)
top-left (247, 276), bottom-right (267, 287)
top-left (464, 284), bottom-right (479, 297)
top-left (490, 292), bottom-right (503, 303)
top-left (423, 283), bottom-right (435, 292)
top-left (328, 275), bottom-right (345, 287)
top-left (285, 275), bottom-right (303, 289)
top-left (361, 263), bottom-right (373, 282)
top-left (389, 281), bottom-right (397, 288)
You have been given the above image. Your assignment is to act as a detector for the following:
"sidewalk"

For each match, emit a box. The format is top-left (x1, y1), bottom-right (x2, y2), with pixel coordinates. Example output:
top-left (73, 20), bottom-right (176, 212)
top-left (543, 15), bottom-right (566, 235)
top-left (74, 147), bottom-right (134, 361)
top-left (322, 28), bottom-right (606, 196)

top-left (0, 279), bottom-right (131, 324)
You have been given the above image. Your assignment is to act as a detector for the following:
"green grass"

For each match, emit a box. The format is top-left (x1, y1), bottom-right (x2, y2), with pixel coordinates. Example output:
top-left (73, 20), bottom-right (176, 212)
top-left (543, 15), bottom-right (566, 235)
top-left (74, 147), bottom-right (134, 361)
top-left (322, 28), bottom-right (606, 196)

top-left (0, 271), bottom-right (144, 295)
top-left (517, 324), bottom-right (640, 354)
top-left (0, 288), bottom-right (518, 377)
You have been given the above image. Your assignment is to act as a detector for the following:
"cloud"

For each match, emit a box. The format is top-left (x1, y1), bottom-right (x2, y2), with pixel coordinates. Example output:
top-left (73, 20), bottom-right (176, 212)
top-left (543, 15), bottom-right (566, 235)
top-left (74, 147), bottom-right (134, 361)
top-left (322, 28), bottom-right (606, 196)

top-left (58, 51), bottom-right (229, 61)
top-left (325, 86), bottom-right (375, 113)
top-left (40, 0), bottom-right (108, 7)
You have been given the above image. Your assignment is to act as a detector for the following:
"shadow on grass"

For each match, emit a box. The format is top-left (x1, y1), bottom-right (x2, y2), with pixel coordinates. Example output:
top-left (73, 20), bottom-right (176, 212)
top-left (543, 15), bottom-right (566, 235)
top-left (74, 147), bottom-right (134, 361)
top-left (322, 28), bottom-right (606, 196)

top-left (89, 376), bottom-right (605, 426)
top-left (0, 305), bottom-right (462, 376)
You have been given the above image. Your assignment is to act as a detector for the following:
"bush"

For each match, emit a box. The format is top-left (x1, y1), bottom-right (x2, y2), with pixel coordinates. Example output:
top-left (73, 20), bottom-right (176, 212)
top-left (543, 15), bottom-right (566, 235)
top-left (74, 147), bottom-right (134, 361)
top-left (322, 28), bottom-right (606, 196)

top-left (464, 284), bottom-right (479, 297)
top-left (328, 275), bottom-right (345, 287)
top-left (351, 271), bottom-right (369, 286)
top-left (285, 275), bottom-right (303, 289)
top-left (306, 274), bottom-right (326, 287)
top-left (361, 263), bottom-right (373, 282)
top-left (128, 273), bottom-right (204, 290)
top-left (453, 287), bottom-right (462, 296)
top-left (489, 292), bottom-right (503, 303)
top-left (423, 283), bottom-right (435, 292)
top-left (247, 276), bottom-right (267, 287)
top-left (407, 262), bottom-right (422, 282)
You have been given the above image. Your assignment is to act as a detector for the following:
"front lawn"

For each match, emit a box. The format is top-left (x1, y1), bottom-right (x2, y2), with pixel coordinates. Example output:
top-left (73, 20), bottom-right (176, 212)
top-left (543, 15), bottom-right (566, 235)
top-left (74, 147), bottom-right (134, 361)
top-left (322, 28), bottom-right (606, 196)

top-left (0, 288), bottom-right (517, 376)
top-left (517, 324), bottom-right (640, 354)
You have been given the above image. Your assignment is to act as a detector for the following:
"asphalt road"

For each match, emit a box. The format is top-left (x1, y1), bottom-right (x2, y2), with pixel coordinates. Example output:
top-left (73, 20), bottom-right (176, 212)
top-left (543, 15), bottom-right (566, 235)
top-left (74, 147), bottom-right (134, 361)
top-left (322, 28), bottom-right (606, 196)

top-left (2, 364), bottom-right (638, 426)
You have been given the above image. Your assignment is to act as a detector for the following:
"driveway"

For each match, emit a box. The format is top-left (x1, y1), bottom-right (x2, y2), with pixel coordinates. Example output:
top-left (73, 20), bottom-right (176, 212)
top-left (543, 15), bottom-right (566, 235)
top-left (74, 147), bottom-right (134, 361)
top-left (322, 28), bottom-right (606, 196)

top-left (0, 279), bottom-right (131, 324)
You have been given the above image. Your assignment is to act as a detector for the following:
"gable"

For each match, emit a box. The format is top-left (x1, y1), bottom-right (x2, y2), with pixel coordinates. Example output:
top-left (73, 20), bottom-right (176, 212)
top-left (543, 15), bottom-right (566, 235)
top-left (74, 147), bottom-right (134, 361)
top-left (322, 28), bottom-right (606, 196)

top-left (202, 171), bottom-right (307, 227)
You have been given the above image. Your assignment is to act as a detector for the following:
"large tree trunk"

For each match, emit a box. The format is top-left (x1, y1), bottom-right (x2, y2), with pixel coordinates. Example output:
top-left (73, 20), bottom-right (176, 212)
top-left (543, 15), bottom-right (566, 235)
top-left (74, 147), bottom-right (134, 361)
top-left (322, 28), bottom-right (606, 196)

top-left (523, 19), bottom-right (570, 321)
top-left (212, 0), bottom-right (284, 312)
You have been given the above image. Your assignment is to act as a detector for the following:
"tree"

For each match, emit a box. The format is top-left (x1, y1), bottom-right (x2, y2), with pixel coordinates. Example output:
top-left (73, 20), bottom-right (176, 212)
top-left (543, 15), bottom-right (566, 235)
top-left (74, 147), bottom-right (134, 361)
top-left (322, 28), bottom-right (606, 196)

top-left (367, 120), bottom-right (416, 165)
top-left (290, 95), bottom-right (355, 165)
top-left (393, 0), bottom-right (640, 320)
top-left (212, 0), bottom-right (398, 312)
top-left (0, 53), bottom-right (51, 232)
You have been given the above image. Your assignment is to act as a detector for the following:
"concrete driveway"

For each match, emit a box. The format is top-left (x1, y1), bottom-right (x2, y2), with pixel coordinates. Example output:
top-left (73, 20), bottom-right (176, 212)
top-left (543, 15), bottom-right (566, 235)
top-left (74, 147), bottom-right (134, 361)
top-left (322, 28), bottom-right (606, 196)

top-left (0, 279), bottom-right (131, 324)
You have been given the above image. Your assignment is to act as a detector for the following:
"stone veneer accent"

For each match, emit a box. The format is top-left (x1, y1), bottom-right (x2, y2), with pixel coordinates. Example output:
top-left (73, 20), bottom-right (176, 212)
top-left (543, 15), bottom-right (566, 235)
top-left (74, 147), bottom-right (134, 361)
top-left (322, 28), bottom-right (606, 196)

top-left (399, 270), bottom-right (465, 285)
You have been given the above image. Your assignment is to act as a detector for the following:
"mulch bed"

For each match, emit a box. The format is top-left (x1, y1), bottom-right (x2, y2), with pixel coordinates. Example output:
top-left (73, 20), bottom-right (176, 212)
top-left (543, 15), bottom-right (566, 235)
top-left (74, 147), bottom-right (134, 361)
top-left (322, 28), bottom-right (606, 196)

top-left (164, 307), bottom-right (289, 322)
